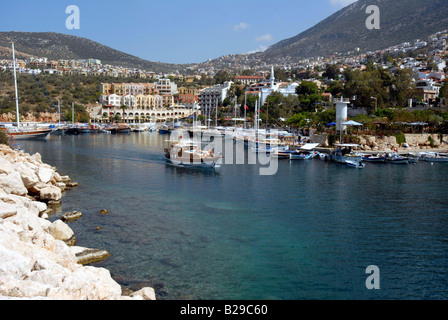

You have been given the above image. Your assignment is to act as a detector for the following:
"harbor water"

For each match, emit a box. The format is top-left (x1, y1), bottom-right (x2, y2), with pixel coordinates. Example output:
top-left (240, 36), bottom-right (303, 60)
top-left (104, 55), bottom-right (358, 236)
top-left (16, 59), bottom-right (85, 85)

top-left (17, 132), bottom-right (448, 300)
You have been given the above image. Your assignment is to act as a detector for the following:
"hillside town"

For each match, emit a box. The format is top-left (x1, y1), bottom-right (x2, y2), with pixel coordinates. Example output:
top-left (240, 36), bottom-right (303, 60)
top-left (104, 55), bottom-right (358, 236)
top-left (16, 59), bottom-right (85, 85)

top-left (1, 29), bottom-right (448, 124)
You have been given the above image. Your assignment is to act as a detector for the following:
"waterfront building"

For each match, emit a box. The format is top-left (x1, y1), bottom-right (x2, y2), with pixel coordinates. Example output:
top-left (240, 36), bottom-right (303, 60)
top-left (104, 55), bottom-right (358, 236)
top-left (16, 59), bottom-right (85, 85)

top-left (199, 81), bottom-right (233, 115)
top-left (99, 94), bottom-right (122, 107)
top-left (122, 95), bottom-right (136, 108)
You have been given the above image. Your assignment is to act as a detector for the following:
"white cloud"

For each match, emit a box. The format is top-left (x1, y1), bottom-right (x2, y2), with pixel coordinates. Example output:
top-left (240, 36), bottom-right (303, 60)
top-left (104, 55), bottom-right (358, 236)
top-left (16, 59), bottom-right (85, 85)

top-left (255, 34), bottom-right (273, 42)
top-left (329, 0), bottom-right (357, 7)
top-left (247, 45), bottom-right (268, 54)
top-left (234, 22), bottom-right (249, 31)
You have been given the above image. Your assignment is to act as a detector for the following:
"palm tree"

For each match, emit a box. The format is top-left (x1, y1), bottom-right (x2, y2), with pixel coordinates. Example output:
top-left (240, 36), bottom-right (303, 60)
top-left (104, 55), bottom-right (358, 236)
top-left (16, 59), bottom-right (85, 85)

top-left (120, 105), bottom-right (128, 123)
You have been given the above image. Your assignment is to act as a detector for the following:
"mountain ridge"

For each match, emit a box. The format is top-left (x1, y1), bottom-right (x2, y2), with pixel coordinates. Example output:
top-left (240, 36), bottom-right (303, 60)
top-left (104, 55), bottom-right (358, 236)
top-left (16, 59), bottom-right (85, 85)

top-left (1, 0), bottom-right (447, 73)
top-left (0, 31), bottom-right (185, 73)
top-left (261, 0), bottom-right (448, 61)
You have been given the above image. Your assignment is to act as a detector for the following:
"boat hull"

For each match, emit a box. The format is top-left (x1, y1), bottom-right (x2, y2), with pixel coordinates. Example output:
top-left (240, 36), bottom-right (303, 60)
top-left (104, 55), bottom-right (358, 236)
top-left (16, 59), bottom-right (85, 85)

top-left (385, 158), bottom-right (409, 164)
top-left (362, 156), bottom-right (386, 163)
top-left (9, 129), bottom-right (52, 140)
top-left (345, 160), bottom-right (366, 168)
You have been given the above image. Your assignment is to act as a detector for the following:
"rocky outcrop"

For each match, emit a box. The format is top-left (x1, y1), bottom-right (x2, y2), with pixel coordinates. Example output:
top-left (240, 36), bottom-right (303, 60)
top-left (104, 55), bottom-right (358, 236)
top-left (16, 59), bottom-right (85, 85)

top-left (0, 144), bottom-right (155, 300)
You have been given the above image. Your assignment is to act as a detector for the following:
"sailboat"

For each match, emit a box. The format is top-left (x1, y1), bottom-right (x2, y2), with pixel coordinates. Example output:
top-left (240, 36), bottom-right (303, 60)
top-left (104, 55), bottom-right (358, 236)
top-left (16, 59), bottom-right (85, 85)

top-left (2, 43), bottom-right (53, 140)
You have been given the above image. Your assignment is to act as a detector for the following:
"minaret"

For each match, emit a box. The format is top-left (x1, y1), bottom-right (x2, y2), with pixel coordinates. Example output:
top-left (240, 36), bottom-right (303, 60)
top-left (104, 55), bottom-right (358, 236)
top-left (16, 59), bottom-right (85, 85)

top-left (270, 65), bottom-right (275, 89)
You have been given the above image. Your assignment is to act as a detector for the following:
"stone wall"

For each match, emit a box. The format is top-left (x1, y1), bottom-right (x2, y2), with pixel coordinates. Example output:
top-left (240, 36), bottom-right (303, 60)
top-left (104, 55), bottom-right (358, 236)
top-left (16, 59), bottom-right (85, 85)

top-left (311, 133), bottom-right (447, 151)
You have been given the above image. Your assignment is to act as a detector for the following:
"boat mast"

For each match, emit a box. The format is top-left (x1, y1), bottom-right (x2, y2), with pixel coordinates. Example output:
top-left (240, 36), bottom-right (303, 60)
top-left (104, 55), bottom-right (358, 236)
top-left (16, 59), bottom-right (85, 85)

top-left (244, 91), bottom-right (247, 130)
top-left (234, 96), bottom-right (237, 128)
top-left (12, 42), bottom-right (20, 129)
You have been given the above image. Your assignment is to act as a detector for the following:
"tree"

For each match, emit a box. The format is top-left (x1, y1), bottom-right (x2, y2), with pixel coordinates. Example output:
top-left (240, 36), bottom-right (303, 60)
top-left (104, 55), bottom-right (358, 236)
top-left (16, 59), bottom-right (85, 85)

top-left (343, 68), bottom-right (389, 113)
top-left (296, 81), bottom-right (321, 111)
top-left (439, 81), bottom-right (448, 99)
top-left (286, 112), bottom-right (317, 129)
top-left (214, 70), bottom-right (233, 84)
top-left (323, 64), bottom-right (341, 80)
top-left (390, 68), bottom-right (415, 107)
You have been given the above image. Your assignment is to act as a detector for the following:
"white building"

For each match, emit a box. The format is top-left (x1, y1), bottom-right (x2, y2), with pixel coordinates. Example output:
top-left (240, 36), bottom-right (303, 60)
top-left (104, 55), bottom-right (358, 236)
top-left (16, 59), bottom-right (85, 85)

top-left (100, 94), bottom-right (122, 107)
top-left (199, 81), bottom-right (233, 115)
top-left (259, 66), bottom-right (298, 105)
top-left (156, 79), bottom-right (178, 95)
top-left (122, 95), bottom-right (136, 108)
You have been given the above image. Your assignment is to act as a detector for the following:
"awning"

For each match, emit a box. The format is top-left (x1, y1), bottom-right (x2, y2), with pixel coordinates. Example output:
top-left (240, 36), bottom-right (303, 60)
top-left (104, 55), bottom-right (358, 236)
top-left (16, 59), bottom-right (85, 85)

top-left (342, 120), bottom-right (362, 126)
top-left (301, 143), bottom-right (320, 150)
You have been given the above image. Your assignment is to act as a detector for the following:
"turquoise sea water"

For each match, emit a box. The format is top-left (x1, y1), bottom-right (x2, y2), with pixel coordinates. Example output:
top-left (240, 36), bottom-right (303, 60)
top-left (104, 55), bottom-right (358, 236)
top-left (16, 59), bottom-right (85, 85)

top-left (18, 132), bottom-right (448, 300)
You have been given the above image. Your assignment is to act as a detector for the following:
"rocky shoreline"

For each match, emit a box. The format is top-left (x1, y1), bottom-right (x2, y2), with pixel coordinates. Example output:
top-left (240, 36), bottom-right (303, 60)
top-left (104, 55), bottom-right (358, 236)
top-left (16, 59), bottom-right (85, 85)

top-left (0, 144), bottom-right (155, 300)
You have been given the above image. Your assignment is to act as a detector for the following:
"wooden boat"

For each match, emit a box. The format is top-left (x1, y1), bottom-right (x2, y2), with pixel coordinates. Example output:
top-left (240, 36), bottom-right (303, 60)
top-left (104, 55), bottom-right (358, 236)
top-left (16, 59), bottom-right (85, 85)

top-left (108, 126), bottom-right (131, 134)
top-left (2, 43), bottom-right (52, 140)
top-left (330, 144), bottom-right (362, 164)
top-left (272, 149), bottom-right (291, 159)
top-left (158, 125), bottom-right (171, 135)
top-left (250, 138), bottom-right (288, 154)
top-left (290, 143), bottom-right (320, 160)
top-left (290, 150), bottom-right (319, 160)
top-left (65, 127), bottom-right (81, 135)
top-left (164, 140), bottom-right (223, 169)
top-left (385, 153), bottom-right (409, 164)
top-left (345, 159), bottom-right (366, 169)
top-left (419, 152), bottom-right (448, 162)
top-left (3, 126), bottom-right (53, 140)
top-left (360, 153), bottom-right (386, 163)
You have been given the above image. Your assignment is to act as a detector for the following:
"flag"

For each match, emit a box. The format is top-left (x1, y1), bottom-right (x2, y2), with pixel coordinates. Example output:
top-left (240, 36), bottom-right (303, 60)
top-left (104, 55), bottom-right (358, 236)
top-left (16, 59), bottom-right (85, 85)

top-left (244, 105), bottom-right (249, 110)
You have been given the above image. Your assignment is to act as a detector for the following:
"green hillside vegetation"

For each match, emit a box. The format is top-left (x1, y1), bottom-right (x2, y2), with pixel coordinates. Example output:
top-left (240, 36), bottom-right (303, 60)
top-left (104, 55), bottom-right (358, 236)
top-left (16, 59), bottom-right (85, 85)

top-left (0, 71), bottom-right (148, 122)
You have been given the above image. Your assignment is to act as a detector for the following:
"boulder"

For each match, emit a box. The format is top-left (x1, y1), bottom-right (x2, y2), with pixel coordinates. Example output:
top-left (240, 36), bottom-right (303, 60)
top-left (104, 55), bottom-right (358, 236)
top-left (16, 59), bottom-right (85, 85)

top-left (0, 172), bottom-right (28, 196)
top-left (0, 203), bottom-right (17, 219)
top-left (45, 266), bottom-right (122, 300)
top-left (49, 220), bottom-right (75, 246)
top-left (37, 167), bottom-right (55, 184)
top-left (13, 162), bottom-right (40, 189)
top-left (39, 186), bottom-right (62, 202)
top-left (61, 211), bottom-right (82, 222)
top-left (0, 157), bottom-right (14, 174)
top-left (130, 287), bottom-right (157, 300)
top-left (70, 246), bottom-right (111, 265)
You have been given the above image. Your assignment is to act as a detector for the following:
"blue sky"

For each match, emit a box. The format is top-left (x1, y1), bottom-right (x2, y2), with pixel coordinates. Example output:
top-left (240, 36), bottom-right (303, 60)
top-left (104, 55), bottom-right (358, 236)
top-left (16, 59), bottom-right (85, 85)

top-left (0, 0), bottom-right (357, 64)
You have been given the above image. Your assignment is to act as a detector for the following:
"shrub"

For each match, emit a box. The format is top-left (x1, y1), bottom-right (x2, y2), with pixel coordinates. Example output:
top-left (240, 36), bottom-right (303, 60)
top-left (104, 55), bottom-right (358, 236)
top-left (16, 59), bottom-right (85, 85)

top-left (394, 132), bottom-right (406, 145)
top-left (0, 130), bottom-right (9, 145)
top-left (428, 135), bottom-right (435, 148)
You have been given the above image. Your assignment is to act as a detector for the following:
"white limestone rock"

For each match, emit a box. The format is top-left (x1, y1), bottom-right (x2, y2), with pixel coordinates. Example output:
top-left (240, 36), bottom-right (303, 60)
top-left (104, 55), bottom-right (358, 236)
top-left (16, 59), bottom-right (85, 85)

top-left (131, 287), bottom-right (157, 300)
top-left (0, 203), bottom-right (17, 219)
top-left (39, 186), bottom-right (62, 201)
top-left (37, 167), bottom-right (55, 184)
top-left (49, 220), bottom-right (74, 243)
top-left (0, 172), bottom-right (28, 196)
